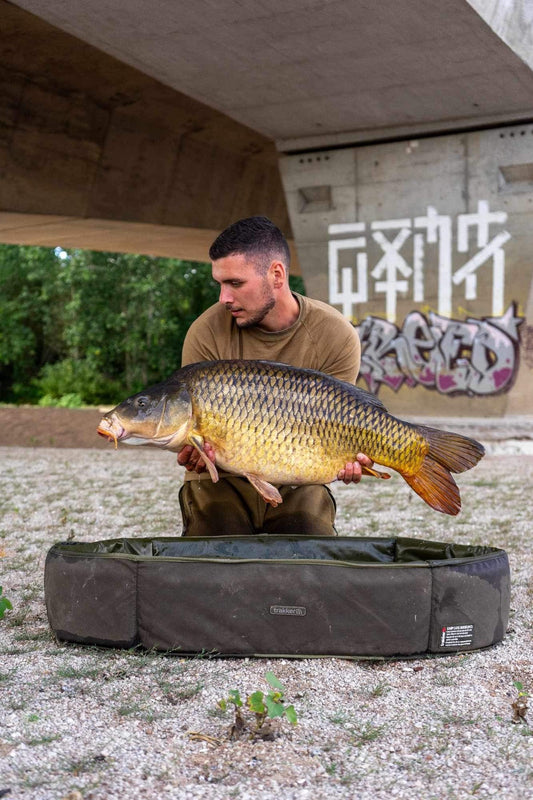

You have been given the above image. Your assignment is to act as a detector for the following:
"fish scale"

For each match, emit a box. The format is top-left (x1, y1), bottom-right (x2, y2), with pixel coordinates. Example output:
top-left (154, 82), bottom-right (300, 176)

top-left (97, 359), bottom-right (485, 515)
top-left (186, 362), bottom-right (428, 483)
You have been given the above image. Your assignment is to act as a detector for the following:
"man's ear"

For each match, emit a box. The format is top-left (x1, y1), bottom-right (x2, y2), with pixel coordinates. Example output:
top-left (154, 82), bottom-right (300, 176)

top-left (270, 260), bottom-right (286, 288)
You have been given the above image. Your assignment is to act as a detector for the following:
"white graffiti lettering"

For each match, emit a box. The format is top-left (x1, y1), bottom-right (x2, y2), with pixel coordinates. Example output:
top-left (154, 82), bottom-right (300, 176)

top-left (328, 202), bottom-right (510, 322)
top-left (356, 304), bottom-right (523, 396)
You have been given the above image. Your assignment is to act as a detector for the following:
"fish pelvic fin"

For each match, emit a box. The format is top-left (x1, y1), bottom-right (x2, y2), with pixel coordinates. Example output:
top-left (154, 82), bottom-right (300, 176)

top-left (244, 473), bottom-right (283, 507)
top-left (417, 425), bottom-right (485, 473)
top-left (403, 457), bottom-right (461, 516)
top-left (187, 432), bottom-right (219, 484)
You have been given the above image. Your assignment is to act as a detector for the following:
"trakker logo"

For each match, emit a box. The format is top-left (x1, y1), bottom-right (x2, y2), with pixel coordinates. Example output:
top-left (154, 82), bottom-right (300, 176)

top-left (269, 605), bottom-right (307, 617)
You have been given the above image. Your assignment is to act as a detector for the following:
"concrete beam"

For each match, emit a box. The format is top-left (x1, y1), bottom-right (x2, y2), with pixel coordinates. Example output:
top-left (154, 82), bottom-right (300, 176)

top-left (0, 1), bottom-right (292, 259)
top-left (0, 212), bottom-right (301, 271)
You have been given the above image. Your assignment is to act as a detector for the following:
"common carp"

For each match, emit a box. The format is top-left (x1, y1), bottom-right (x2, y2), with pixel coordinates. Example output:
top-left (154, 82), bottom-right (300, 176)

top-left (97, 359), bottom-right (485, 515)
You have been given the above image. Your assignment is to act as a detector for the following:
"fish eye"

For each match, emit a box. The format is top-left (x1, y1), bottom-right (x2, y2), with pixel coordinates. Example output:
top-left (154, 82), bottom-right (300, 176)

top-left (136, 396), bottom-right (149, 409)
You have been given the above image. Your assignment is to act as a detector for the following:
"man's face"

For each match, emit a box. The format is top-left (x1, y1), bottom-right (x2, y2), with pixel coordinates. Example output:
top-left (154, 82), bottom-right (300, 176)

top-left (212, 253), bottom-right (276, 329)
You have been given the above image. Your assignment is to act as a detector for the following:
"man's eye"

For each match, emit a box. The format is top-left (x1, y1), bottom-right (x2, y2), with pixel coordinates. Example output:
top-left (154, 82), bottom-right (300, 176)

top-left (231, 281), bottom-right (243, 287)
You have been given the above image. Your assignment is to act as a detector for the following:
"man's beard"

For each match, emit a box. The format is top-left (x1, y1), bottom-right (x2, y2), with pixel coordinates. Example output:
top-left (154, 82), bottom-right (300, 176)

top-left (231, 291), bottom-right (276, 329)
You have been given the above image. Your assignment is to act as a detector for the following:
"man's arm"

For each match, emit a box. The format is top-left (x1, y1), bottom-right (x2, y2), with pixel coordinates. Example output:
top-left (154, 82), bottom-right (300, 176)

top-left (181, 313), bottom-right (222, 367)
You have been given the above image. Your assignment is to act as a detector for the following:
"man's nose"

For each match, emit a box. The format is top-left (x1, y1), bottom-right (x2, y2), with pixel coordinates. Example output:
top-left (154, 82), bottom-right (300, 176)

top-left (219, 285), bottom-right (233, 305)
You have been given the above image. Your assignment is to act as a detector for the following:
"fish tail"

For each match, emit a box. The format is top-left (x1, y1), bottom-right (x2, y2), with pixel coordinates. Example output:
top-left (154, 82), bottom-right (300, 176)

top-left (418, 425), bottom-right (485, 473)
top-left (403, 458), bottom-right (461, 515)
top-left (402, 426), bottom-right (485, 515)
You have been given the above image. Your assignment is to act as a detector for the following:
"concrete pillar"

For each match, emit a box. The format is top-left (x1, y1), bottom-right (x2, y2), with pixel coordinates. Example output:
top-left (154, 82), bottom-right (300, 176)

top-left (279, 123), bottom-right (533, 417)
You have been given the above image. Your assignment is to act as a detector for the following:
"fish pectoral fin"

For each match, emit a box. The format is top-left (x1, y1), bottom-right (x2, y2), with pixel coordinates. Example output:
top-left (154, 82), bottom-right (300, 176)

top-left (187, 432), bottom-right (219, 484)
top-left (362, 465), bottom-right (391, 480)
top-left (244, 473), bottom-right (283, 507)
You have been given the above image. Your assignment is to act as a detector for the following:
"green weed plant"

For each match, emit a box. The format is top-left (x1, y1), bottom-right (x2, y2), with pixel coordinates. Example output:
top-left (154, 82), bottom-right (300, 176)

top-left (218, 671), bottom-right (297, 740)
top-left (0, 585), bottom-right (12, 620)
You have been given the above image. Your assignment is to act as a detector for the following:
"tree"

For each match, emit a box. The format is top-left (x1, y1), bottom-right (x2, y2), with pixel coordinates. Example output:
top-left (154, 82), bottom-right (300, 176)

top-left (0, 245), bottom-right (306, 405)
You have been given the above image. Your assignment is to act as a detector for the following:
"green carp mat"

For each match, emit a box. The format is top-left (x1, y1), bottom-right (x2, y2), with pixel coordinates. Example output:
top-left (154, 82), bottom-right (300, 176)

top-left (44, 535), bottom-right (510, 658)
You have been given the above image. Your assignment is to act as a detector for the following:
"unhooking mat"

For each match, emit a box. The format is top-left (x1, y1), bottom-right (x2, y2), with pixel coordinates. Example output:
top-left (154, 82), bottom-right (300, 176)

top-left (44, 535), bottom-right (510, 658)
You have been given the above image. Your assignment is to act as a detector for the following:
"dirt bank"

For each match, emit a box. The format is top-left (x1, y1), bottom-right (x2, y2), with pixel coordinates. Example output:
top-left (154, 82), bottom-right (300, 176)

top-left (0, 406), bottom-right (110, 449)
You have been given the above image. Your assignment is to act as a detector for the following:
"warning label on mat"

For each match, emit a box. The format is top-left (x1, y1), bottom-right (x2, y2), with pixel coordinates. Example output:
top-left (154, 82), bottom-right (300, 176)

top-left (440, 624), bottom-right (474, 648)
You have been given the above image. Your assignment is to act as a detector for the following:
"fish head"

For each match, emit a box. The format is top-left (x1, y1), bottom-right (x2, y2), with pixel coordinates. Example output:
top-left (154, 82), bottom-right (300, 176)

top-left (97, 382), bottom-right (192, 450)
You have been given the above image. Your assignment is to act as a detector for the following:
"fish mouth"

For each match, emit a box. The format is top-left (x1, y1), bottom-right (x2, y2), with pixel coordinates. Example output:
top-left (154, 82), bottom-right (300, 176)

top-left (97, 416), bottom-right (126, 449)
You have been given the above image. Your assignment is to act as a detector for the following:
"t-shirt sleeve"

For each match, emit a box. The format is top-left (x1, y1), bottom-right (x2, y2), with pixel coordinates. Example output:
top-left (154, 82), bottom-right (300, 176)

top-left (303, 298), bottom-right (361, 383)
top-left (181, 317), bottom-right (221, 366)
top-left (319, 324), bottom-right (361, 383)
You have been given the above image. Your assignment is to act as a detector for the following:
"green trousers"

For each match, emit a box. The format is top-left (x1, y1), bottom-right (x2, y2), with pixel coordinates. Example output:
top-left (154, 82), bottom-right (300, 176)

top-left (179, 477), bottom-right (337, 537)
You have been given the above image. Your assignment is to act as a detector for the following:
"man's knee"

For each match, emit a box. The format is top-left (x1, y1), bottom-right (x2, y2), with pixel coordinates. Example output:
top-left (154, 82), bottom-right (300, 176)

top-left (179, 481), bottom-right (255, 537)
top-left (262, 485), bottom-right (337, 536)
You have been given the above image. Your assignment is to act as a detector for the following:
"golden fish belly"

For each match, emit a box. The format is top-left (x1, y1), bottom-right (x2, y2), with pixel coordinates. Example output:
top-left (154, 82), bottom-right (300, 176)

top-left (194, 400), bottom-right (427, 484)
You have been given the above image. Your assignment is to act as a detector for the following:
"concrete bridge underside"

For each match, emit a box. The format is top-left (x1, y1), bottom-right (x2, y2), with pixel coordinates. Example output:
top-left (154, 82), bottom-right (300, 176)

top-left (0, 1), bottom-right (292, 263)
top-left (2, 0), bottom-right (533, 267)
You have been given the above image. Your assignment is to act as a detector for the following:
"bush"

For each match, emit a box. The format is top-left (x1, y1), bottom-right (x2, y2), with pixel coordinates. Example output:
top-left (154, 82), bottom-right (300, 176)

top-left (34, 359), bottom-right (122, 406)
top-left (0, 245), bottom-right (307, 406)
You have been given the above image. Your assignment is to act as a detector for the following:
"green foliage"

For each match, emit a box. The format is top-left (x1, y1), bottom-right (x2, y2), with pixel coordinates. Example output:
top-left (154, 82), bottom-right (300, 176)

top-left (512, 681), bottom-right (529, 724)
top-left (0, 586), bottom-right (13, 620)
top-left (288, 274), bottom-right (306, 295)
top-left (35, 358), bottom-right (121, 406)
top-left (0, 245), bottom-right (60, 402)
top-left (217, 671), bottom-right (297, 740)
top-left (0, 245), bottom-right (219, 404)
top-left (513, 681), bottom-right (529, 697)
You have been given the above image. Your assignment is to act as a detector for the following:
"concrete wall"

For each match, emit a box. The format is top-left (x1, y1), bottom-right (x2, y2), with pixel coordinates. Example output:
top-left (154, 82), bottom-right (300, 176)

top-left (280, 123), bottom-right (533, 417)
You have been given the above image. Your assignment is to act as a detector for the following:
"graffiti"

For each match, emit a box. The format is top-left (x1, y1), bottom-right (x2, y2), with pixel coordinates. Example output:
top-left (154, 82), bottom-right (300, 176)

top-left (356, 304), bottom-right (524, 396)
top-left (328, 202), bottom-right (510, 322)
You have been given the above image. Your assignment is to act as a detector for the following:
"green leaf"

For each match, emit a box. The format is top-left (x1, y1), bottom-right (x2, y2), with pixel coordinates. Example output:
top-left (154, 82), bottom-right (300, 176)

top-left (265, 671), bottom-right (285, 693)
top-left (227, 689), bottom-right (242, 707)
top-left (264, 696), bottom-right (285, 719)
top-left (247, 690), bottom-right (266, 714)
top-left (0, 597), bottom-right (12, 620)
top-left (284, 705), bottom-right (298, 725)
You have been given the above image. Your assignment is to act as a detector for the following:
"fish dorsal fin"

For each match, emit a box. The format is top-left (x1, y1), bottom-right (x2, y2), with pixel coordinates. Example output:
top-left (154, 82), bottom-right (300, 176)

top-left (342, 381), bottom-right (386, 410)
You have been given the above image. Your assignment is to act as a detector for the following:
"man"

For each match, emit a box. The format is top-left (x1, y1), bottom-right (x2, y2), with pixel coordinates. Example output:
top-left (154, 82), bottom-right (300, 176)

top-left (177, 216), bottom-right (373, 536)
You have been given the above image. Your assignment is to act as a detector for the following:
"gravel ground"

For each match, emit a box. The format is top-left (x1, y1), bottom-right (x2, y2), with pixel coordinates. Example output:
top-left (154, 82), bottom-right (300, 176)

top-left (0, 442), bottom-right (531, 800)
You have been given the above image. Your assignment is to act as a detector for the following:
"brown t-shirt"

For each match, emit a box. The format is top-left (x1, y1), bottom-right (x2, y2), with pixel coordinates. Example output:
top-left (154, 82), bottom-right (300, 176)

top-left (181, 293), bottom-right (360, 381)
top-left (181, 293), bottom-right (361, 481)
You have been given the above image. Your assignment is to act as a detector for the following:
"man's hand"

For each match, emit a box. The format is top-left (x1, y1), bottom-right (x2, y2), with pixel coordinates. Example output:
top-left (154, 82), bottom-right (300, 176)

top-left (337, 452), bottom-right (374, 485)
top-left (177, 442), bottom-right (216, 474)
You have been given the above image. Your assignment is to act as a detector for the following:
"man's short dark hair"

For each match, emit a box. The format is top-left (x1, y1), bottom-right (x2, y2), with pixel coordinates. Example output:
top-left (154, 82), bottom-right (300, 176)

top-left (209, 216), bottom-right (290, 272)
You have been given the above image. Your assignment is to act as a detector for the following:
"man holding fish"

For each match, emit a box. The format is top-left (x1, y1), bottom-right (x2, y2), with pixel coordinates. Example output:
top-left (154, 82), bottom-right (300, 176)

top-left (176, 215), bottom-right (374, 537)
top-left (98, 217), bottom-right (483, 532)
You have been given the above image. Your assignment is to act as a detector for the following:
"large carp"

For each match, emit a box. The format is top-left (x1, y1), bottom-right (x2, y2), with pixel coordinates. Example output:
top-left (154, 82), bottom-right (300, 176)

top-left (97, 359), bottom-right (484, 515)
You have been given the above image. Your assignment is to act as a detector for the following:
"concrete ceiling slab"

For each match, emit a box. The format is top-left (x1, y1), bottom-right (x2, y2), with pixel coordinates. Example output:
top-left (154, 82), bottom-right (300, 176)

top-left (11, 0), bottom-right (533, 149)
